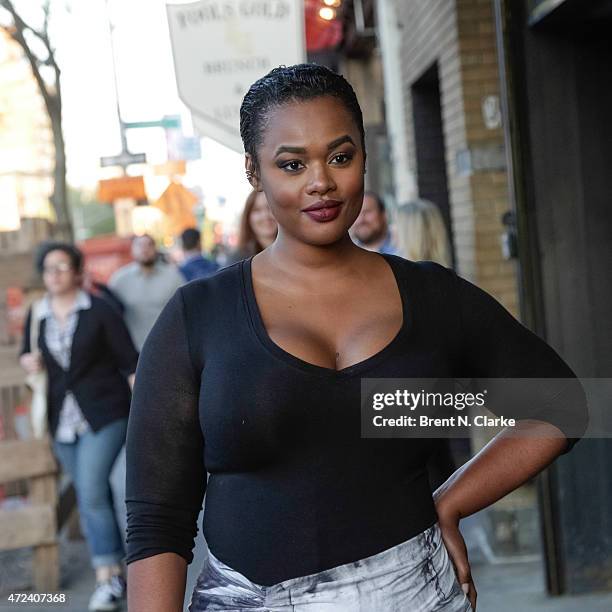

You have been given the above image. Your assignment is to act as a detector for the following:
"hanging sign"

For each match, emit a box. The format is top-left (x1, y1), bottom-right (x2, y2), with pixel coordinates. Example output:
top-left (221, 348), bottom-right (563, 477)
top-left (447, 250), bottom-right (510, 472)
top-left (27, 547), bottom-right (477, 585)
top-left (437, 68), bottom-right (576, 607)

top-left (167, 0), bottom-right (306, 152)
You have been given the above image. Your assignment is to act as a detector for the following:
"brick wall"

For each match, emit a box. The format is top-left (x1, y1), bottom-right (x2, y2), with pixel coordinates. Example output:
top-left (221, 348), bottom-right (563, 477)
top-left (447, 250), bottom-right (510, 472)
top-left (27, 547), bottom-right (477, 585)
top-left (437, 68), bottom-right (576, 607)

top-left (394, 0), bottom-right (518, 315)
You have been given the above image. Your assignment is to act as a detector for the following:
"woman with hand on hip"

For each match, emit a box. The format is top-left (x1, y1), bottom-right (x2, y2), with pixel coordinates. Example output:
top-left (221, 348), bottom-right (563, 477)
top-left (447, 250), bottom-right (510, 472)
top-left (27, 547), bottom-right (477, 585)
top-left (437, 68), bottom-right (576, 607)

top-left (20, 241), bottom-right (138, 612)
top-left (125, 65), bottom-right (588, 612)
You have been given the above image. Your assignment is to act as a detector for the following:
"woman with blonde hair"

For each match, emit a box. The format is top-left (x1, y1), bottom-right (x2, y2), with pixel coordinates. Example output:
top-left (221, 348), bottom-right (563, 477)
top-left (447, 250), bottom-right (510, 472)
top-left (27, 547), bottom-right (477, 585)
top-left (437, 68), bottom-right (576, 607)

top-left (394, 198), bottom-right (452, 266)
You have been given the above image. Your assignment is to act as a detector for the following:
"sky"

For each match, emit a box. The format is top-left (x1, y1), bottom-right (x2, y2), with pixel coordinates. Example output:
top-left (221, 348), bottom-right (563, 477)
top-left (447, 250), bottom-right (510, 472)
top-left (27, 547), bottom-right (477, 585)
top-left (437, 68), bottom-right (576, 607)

top-left (55, 0), bottom-right (250, 224)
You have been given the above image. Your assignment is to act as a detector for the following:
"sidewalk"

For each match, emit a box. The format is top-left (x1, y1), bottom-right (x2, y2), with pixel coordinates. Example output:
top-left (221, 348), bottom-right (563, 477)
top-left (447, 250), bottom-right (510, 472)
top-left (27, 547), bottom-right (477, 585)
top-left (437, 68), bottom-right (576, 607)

top-left (0, 511), bottom-right (208, 612)
top-left (0, 535), bottom-right (97, 612)
top-left (472, 560), bottom-right (612, 612)
top-left (2, 532), bottom-right (612, 611)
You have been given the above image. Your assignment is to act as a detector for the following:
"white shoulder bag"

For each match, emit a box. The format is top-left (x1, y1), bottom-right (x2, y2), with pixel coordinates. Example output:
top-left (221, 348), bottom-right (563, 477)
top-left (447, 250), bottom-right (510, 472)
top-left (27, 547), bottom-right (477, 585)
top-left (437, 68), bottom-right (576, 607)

top-left (25, 300), bottom-right (49, 439)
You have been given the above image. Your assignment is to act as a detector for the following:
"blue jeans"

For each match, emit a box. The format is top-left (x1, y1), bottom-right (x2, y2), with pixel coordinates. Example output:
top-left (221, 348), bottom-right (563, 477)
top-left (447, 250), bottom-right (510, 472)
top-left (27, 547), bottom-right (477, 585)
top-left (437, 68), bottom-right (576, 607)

top-left (53, 418), bottom-right (128, 569)
top-left (189, 523), bottom-right (472, 611)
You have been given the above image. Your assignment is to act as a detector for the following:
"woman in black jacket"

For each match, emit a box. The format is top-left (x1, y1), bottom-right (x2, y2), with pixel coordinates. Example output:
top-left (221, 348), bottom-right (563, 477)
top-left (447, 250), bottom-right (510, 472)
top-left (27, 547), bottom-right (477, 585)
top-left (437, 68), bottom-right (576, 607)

top-left (20, 241), bottom-right (138, 612)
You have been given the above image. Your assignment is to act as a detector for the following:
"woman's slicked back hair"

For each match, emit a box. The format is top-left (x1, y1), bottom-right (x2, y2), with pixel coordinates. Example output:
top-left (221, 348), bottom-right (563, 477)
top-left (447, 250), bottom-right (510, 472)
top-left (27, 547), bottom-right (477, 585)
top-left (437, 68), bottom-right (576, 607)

top-left (240, 63), bottom-right (365, 174)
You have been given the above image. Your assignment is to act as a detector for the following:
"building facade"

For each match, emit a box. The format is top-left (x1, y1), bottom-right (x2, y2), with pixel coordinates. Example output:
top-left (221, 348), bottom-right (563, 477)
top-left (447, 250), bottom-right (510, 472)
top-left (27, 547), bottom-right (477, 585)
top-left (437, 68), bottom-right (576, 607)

top-left (494, 0), bottom-right (612, 595)
top-left (375, 0), bottom-right (612, 597)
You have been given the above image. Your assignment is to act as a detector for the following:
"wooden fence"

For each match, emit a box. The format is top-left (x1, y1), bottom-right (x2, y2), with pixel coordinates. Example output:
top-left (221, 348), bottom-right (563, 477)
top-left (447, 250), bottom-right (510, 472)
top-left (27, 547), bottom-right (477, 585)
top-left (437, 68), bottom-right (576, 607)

top-left (0, 359), bottom-right (76, 591)
top-left (0, 217), bottom-right (74, 590)
top-left (0, 438), bottom-right (59, 590)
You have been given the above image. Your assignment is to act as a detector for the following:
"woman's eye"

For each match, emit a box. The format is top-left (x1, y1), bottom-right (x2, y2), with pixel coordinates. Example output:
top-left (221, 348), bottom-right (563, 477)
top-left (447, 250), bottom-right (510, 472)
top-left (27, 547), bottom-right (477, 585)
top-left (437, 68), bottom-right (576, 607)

top-left (330, 153), bottom-right (353, 165)
top-left (280, 160), bottom-right (304, 172)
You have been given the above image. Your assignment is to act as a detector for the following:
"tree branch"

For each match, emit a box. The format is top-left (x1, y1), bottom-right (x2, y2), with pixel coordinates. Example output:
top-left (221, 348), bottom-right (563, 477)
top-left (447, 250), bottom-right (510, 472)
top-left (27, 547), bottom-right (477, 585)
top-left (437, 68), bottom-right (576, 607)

top-left (39, 0), bottom-right (60, 76)
top-left (0, 0), bottom-right (61, 113)
top-left (1, 1), bottom-right (43, 45)
top-left (1, 0), bottom-right (58, 69)
top-left (42, 0), bottom-right (50, 34)
top-left (0, 0), bottom-right (72, 240)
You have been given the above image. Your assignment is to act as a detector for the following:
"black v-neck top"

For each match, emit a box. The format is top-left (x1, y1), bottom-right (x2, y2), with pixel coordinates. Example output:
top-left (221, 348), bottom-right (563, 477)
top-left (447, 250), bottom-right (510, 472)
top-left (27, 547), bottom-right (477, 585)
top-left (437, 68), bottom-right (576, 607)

top-left (243, 252), bottom-right (412, 377)
top-left (125, 255), bottom-right (587, 585)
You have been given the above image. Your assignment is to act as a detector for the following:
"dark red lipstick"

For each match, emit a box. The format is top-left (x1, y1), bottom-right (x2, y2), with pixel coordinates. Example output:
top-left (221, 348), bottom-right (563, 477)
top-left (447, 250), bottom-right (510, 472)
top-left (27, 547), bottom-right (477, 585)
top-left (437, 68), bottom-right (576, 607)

top-left (302, 200), bottom-right (343, 222)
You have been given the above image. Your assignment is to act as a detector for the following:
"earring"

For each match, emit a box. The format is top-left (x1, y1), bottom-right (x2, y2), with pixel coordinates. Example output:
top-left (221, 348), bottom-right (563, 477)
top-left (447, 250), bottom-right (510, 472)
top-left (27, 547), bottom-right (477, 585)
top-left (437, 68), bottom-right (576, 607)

top-left (245, 170), bottom-right (254, 181)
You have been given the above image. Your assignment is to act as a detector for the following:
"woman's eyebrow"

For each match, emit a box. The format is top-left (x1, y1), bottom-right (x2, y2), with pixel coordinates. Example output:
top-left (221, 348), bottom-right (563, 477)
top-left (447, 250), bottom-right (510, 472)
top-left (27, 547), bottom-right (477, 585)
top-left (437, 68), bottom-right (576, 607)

top-left (327, 135), bottom-right (355, 150)
top-left (274, 145), bottom-right (306, 157)
top-left (274, 135), bottom-right (355, 158)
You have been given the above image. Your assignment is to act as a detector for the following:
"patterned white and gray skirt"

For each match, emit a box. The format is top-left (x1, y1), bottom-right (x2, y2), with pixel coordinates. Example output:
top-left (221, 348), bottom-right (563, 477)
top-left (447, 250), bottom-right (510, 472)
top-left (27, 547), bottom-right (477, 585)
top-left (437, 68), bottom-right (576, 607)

top-left (189, 522), bottom-right (472, 611)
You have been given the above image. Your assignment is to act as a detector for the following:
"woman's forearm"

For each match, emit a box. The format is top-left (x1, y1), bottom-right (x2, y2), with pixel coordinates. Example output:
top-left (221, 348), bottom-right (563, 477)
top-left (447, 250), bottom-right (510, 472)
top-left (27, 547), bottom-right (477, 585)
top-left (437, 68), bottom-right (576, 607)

top-left (127, 553), bottom-right (188, 612)
top-left (434, 420), bottom-right (568, 523)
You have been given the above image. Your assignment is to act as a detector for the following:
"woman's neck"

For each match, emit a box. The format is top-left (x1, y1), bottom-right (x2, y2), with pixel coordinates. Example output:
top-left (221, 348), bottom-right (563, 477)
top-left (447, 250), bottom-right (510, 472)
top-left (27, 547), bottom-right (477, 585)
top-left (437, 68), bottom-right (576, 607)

top-left (257, 235), bottom-right (275, 249)
top-left (261, 232), bottom-right (364, 281)
top-left (50, 287), bottom-right (80, 307)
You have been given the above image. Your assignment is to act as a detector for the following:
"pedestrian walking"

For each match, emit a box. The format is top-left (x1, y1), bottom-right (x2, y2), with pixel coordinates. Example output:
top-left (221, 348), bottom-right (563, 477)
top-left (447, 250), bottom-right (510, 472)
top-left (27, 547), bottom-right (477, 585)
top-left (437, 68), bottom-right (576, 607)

top-left (351, 190), bottom-right (399, 254)
top-left (225, 189), bottom-right (278, 265)
top-left (125, 64), bottom-right (588, 612)
top-left (394, 198), bottom-right (452, 267)
top-left (83, 276), bottom-right (125, 314)
top-left (178, 228), bottom-right (219, 282)
top-left (20, 241), bottom-right (138, 611)
top-left (107, 233), bottom-right (185, 553)
top-left (108, 234), bottom-right (184, 351)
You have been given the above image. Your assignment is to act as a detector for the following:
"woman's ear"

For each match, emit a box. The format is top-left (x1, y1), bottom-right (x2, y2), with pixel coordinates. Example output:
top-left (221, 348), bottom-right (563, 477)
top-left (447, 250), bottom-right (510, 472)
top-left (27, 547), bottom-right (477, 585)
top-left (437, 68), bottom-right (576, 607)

top-left (244, 154), bottom-right (262, 191)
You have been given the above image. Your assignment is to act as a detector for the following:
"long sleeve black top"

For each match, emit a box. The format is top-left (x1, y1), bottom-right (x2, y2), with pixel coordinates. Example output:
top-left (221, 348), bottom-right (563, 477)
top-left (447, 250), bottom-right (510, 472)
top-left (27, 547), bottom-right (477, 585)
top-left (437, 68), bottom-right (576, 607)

top-left (125, 255), bottom-right (588, 585)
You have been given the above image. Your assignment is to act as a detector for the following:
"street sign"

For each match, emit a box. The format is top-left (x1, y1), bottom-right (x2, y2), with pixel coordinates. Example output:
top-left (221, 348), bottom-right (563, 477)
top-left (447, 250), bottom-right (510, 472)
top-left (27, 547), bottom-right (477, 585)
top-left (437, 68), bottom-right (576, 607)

top-left (153, 181), bottom-right (198, 236)
top-left (97, 176), bottom-right (146, 203)
top-left (100, 151), bottom-right (147, 168)
top-left (166, 0), bottom-right (306, 152)
top-left (167, 132), bottom-right (202, 161)
top-left (123, 116), bottom-right (182, 130)
top-left (153, 160), bottom-right (187, 176)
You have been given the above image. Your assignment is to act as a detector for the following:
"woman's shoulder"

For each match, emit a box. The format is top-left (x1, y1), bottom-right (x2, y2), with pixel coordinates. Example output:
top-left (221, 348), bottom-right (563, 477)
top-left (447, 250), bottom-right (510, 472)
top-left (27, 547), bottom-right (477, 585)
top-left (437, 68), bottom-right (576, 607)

top-left (385, 256), bottom-right (518, 324)
top-left (87, 292), bottom-right (121, 319)
top-left (383, 252), bottom-right (450, 272)
top-left (178, 260), bottom-right (245, 315)
top-left (383, 254), bottom-right (458, 293)
top-left (223, 248), bottom-right (250, 267)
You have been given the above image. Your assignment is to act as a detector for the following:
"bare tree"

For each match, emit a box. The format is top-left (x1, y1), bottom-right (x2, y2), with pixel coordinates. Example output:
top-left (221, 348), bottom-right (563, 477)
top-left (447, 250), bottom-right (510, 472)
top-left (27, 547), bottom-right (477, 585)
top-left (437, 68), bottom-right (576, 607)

top-left (0, 0), bottom-right (72, 240)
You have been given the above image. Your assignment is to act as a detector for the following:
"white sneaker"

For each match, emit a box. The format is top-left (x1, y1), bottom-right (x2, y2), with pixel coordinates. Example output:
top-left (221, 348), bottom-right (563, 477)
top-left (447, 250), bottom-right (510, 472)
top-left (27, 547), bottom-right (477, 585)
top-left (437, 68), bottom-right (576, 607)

top-left (88, 575), bottom-right (126, 611)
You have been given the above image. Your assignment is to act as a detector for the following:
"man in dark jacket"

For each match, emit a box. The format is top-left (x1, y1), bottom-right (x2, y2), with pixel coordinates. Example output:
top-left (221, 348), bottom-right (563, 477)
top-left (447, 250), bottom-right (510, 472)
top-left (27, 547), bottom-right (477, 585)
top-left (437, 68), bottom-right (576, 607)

top-left (178, 228), bottom-right (219, 282)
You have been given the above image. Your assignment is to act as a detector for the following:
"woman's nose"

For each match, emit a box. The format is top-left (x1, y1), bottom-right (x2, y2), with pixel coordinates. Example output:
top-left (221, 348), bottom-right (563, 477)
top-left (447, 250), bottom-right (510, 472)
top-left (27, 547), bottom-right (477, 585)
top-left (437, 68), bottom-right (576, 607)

top-left (305, 162), bottom-right (336, 196)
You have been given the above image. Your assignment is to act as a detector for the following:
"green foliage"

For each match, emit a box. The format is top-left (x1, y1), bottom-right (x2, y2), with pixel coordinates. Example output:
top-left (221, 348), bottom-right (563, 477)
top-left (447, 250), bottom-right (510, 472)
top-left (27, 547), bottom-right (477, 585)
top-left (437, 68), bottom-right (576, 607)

top-left (68, 186), bottom-right (116, 239)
